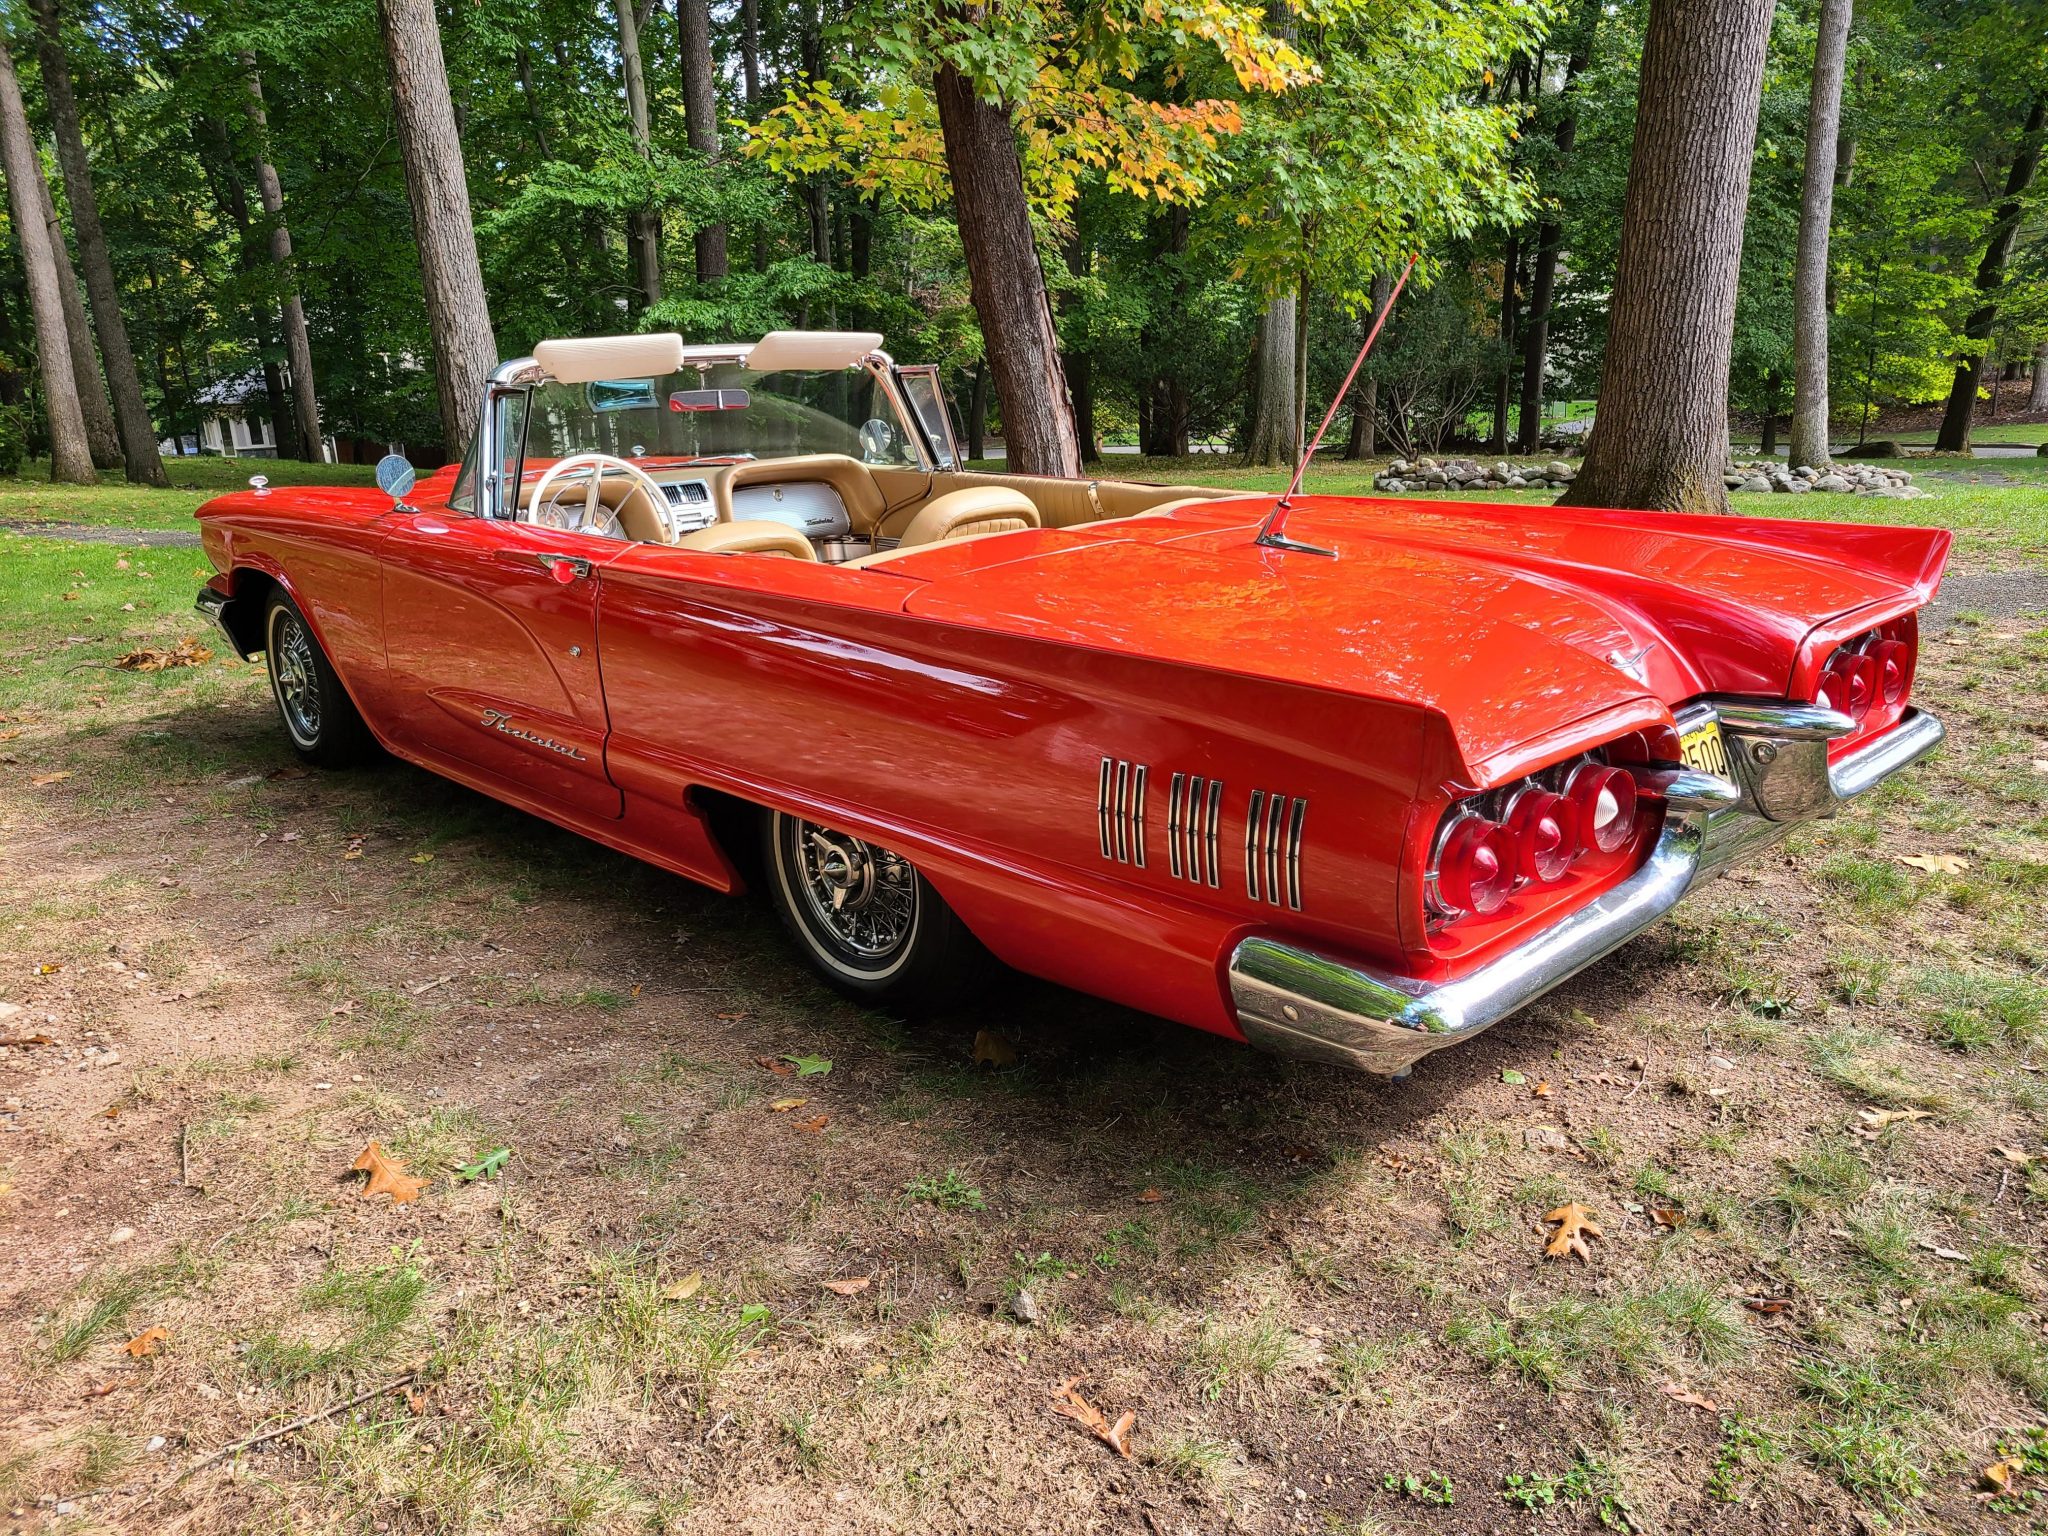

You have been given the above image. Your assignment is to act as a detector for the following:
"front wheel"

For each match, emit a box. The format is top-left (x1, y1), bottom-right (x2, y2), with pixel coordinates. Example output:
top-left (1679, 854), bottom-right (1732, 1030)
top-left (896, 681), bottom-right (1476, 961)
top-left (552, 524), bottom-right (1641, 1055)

top-left (762, 811), bottom-right (987, 1009)
top-left (264, 593), bottom-right (375, 767)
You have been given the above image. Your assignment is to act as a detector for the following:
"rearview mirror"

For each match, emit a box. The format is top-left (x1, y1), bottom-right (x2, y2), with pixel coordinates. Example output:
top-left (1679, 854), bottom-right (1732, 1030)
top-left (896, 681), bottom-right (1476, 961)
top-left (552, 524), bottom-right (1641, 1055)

top-left (669, 388), bottom-right (750, 413)
top-left (375, 453), bottom-right (417, 500)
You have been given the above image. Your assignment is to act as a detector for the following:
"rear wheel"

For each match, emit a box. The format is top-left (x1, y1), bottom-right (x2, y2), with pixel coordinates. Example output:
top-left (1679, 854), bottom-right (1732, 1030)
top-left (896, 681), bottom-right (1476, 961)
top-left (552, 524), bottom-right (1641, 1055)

top-left (264, 593), bottom-right (375, 767)
top-left (762, 810), bottom-right (986, 1008)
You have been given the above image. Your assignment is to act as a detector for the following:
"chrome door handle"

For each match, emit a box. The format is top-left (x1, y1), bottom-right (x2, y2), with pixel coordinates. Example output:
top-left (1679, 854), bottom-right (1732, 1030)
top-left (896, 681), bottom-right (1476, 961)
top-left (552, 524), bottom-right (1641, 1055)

top-left (530, 553), bottom-right (592, 582)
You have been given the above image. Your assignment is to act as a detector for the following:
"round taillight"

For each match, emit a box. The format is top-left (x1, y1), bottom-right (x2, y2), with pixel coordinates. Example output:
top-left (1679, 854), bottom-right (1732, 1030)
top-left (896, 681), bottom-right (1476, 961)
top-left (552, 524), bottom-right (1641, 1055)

top-left (1821, 648), bottom-right (1878, 720)
top-left (1436, 816), bottom-right (1515, 916)
top-left (1505, 790), bottom-right (1576, 883)
top-left (1863, 638), bottom-right (1910, 707)
top-left (1565, 764), bottom-right (1638, 855)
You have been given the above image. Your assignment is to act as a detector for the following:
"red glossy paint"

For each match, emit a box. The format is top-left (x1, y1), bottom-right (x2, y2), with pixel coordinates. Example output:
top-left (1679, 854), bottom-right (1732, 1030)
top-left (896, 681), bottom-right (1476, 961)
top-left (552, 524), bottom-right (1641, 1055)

top-left (195, 477), bottom-right (1949, 1045)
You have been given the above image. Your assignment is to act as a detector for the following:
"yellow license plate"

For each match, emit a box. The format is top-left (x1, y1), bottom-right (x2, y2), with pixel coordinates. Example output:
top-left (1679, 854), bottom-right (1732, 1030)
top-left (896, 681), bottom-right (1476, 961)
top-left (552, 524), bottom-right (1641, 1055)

top-left (1680, 719), bottom-right (1733, 780)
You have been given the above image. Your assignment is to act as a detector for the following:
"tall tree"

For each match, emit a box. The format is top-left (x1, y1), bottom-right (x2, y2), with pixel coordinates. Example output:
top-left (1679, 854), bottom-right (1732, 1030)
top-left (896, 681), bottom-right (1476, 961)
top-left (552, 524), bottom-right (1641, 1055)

top-left (35, 167), bottom-right (119, 469)
top-left (1242, 297), bottom-right (1297, 466)
top-left (1515, 0), bottom-right (1597, 454)
top-left (677, 0), bottom-right (728, 281)
top-left (0, 38), bottom-right (90, 482)
top-left (932, 58), bottom-right (1080, 476)
top-left (241, 58), bottom-right (323, 461)
top-left (616, 0), bottom-right (662, 309)
top-left (1789, 0), bottom-right (1852, 469)
top-left (378, 0), bottom-right (497, 451)
top-left (30, 0), bottom-right (165, 484)
top-left (2031, 337), bottom-right (2048, 411)
top-left (1934, 92), bottom-right (2046, 451)
top-left (1561, 0), bottom-right (1775, 513)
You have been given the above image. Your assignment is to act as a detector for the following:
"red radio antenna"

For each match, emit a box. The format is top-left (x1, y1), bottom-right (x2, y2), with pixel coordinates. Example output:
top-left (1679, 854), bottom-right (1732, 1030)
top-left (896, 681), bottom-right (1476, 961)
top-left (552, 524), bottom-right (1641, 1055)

top-left (1254, 252), bottom-right (1419, 556)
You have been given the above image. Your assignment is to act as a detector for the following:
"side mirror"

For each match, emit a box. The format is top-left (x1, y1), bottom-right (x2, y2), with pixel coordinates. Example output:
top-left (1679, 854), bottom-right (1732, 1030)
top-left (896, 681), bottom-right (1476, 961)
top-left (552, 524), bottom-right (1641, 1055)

top-left (858, 418), bottom-right (899, 462)
top-left (375, 453), bottom-right (417, 501)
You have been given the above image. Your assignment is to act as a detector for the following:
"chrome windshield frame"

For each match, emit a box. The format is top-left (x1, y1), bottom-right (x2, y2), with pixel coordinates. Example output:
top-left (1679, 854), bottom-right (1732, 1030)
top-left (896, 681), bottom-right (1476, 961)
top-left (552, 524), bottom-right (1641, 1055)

top-left (472, 346), bottom-right (929, 522)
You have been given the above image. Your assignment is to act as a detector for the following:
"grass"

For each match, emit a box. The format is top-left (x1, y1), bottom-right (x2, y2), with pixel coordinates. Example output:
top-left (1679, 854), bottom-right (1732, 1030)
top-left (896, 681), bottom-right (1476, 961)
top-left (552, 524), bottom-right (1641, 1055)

top-left (0, 455), bottom-right (381, 530)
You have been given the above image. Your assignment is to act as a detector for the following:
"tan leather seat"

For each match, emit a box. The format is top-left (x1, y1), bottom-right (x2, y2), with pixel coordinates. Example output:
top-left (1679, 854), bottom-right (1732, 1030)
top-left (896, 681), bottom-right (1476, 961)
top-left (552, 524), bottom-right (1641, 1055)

top-left (890, 486), bottom-right (1039, 547)
top-left (674, 520), bottom-right (817, 559)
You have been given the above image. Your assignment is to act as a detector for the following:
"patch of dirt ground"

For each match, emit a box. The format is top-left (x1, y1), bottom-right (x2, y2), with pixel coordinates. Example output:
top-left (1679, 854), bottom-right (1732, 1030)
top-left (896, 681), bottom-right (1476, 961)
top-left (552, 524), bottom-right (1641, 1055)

top-left (2, 549), bottom-right (2046, 1535)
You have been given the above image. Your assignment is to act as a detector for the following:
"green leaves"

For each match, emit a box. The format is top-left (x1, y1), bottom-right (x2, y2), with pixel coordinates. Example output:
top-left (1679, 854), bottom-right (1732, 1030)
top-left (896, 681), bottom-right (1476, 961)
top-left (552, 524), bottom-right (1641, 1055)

top-left (455, 1148), bottom-right (511, 1183)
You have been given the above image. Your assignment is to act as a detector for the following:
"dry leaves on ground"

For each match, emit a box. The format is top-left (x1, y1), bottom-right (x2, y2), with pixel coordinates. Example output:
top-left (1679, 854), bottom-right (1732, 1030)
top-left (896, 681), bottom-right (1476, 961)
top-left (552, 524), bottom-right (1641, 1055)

top-left (1983, 1459), bottom-right (2021, 1493)
top-left (1897, 852), bottom-right (1969, 875)
top-left (30, 771), bottom-right (72, 787)
top-left (972, 1029), bottom-right (1018, 1068)
top-left (1854, 1107), bottom-right (1935, 1138)
top-left (350, 1141), bottom-right (426, 1204)
top-left (1543, 1202), bottom-right (1603, 1262)
top-left (123, 1325), bottom-right (169, 1358)
top-left (819, 1277), bottom-right (870, 1296)
top-left (661, 1272), bottom-right (703, 1302)
top-left (796, 1113), bottom-right (829, 1132)
top-left (756, 1056), bottom-right (796, 1076)
top-left (1050, 1377), bottom-right (1135, 1460)
top-left (1659, 1380), bottom-right (1718, 1412)
top-left (769, 1097), bottom-right (808, 1113)
top-left (113, 638), bottom-right (212, 672)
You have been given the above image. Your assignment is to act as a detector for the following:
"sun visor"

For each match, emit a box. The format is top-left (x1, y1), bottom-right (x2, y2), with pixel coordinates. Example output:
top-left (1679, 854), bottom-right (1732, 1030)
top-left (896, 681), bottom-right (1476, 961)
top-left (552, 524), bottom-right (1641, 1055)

top-left (533, 333), bottom-right (687, 384)
top-left (745, 330), bottom-right (885, 372)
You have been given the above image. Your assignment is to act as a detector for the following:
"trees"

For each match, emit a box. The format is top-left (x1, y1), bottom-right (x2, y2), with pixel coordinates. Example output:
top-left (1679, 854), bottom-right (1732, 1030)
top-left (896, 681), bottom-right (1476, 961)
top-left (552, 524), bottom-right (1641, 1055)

top-left (28, 0), bottom-right (166, 484)
top-left (1789, 0), bottom-right (1852, 468)
top-left (378, 0), bottom-right (498, 450)
top-left (616, 0), bottom-right (663, 310)
top-left (241, 59), bottom-right (323, 462)
top-left (0, 37), bottom-right (91, 482)
top-left (678, 0), bottom-right (728, 281)
top-left (1561, 0), bottom-right (1775, 513)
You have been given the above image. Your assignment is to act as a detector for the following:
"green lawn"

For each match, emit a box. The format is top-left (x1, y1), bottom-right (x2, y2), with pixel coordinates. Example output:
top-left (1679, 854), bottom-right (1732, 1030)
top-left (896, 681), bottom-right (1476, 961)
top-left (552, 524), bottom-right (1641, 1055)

top-left (0, 456), bottom-right (381, 532)
top-left (1887, 419), bottom-right (2045, 447)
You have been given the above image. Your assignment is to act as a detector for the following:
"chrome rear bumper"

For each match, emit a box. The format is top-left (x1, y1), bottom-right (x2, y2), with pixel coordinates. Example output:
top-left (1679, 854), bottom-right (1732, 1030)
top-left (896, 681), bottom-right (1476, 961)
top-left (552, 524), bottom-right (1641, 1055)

top-left (1230, 704), bottom-right (1944, 1076)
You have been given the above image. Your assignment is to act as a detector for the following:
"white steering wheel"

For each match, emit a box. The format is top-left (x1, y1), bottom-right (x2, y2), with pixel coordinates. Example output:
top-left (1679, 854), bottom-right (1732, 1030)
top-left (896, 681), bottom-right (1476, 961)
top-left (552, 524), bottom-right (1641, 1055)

top-left (524, 452), bottom-right (670, 541)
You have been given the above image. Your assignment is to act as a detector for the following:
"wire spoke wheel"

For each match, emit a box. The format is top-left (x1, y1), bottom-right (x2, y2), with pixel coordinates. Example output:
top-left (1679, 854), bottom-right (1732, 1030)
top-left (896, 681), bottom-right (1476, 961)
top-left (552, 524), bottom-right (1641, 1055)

top-left (270, 608), bottom-right (322, 747)
top-left (787, 819), bottom-right (919, 966)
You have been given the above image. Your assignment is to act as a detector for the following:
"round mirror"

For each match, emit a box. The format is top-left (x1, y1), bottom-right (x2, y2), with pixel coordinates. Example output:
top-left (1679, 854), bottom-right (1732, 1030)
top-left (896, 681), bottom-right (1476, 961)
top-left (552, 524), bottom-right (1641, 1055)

top-left (247, 474), bottom-right (269, 495)
top-left (375, 453), bottom-right (417, 500)
top-left (857, 418), bottom-right (898, 462)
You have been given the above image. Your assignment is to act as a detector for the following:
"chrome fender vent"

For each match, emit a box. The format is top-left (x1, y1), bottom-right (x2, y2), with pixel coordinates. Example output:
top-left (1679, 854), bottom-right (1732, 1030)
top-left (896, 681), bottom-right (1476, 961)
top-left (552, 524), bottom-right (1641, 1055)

top-left (1245, 790), bottom-right (1307, 910)
top-left (1166, 773), bottom-right (1224, 887)
top-left (1098, 757), bottom-right (1148, 867)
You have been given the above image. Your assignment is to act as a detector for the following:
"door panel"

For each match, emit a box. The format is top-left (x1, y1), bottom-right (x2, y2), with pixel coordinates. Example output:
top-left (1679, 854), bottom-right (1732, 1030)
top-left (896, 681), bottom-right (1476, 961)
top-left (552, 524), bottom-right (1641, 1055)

top-left (380, 512), bottom-right (623, 818)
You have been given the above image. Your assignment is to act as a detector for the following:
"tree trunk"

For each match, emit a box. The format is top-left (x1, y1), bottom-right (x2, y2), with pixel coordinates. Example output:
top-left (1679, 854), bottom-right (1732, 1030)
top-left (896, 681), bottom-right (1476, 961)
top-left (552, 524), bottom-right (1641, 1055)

top-left (1062, 230), bottom-right (1096, 462)
top-left (1935, 93), bottom-right (2046, 452)
top-left (1243, 294), bottom-right (1297, 467)
top-left (617, 0), bottom-right (662, 309)
top-left (1293, 274), bottom-right (1311, 460)
top-left (379, 0), bottom-right (498, 453)
top-left (966, 361), bottom-right (987, 460)
top-left (1344, 273), bottom-right (1391, 459)
top-left (1490, 231), bottom-right (1519, 454)
top-left (1788, 0), bottom-right (1851, 469)
top-left (678, 0), bottom-right (728, 281)
top-left (931, 59), bottom-right (1079, 477)
top-left (0, 40), bottom-right (91, 482)
top-left (1561, 0), bottom-right (1775, 513)
top-left (243, 58), bottom-right (323, 461)
top-left (31, 0), bottom-right (165, 484)
top-left (1516, 2), bottom-right (1595, 455)
top-left (37, 168), bottom-right (120, 470)
top-left (739, 0), bottom-right (760, 107)
top-left (2030, 338), bottom-right (2048, 412)
top-left (1759, 413), bottom-right (1777, 456)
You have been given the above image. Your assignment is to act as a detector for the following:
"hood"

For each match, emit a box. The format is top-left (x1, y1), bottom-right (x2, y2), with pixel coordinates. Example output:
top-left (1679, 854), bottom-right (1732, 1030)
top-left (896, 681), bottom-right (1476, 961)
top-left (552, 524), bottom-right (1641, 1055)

top-left (886, 494), bottom-right (1950, 786)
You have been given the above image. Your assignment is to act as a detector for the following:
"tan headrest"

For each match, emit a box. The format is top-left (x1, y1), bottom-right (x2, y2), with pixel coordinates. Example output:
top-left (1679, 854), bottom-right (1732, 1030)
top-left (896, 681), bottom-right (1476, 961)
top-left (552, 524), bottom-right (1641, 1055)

top-left (674, 520), bottom-right (818, 560)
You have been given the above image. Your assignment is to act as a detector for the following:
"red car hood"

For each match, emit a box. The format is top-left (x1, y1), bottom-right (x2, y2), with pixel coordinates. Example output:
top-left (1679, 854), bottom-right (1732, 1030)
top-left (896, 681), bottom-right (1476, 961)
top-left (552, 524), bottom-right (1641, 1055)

top-left (888, 494), bottom-right (1950, 786)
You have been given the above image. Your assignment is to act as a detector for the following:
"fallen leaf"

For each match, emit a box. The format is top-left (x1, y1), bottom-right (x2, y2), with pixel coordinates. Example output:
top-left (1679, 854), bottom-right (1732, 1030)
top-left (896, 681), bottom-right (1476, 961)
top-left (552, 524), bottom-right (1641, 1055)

top-left (80, 1379), bottom-right (124, 1399)
top-left (973, 1029), bottom-right (1019, 1068)
top-left (37, 963), bottom-right (61, 975)
top-left (1530, 1079), bottom-right (1554, 1099)
top-left (820, 1276), bottom-right (870, 1296)
top-left (756, 1055), bottom-right (796, 1076)
top-left (796, 1113), bottom-right (829, 1132)
top-left (1500, 1067), bottom-right (1526, 1085)
top-left (783, 1053), bottom-right (833, 1076)
top-left (454, 1148), bottom-right (510, 1182)
top-left (661, 1272), bottom-right (703, 1302)
top-left (1659, 1379), bottom-right (1718, 1411)
top-left (113, 639), bottom-right (212, 672)
top-left (1649, 1204), bottom-right (1684, 1230)
top-left (30, 772), bottom-right (72, 787)
top-left (123, 1325), bottom-right (168, 1358)
top-left (349, 1141), bottom-right (426, 1204)
top-left (1896, 853), bottom-right (1968, 875)
top-left (1, 1033), bottom-right (55, 1048)
top-left (769, 1097), bottom-right (808, 1112)
top-left (1853, 1107), bottom-right (1934, 1138)
top-left (101, 1104), bottom-right (120, 1120)
top-left (1914, 1237), bottom-right (1968, 1263)
top-left (1543, 1202), bottom-right (1603, 1262)
top-left (409, 852), bottom-right (434, 865)
top-left (1136, 1187), bottom-right (1164, 1203)
top-left (405, 1389), bottom-right (426, 1415)
top-left (1743, 1296), bottom-right (1793, 1315)
top-left (1983, 1458), bottom-right (2020, 1493)
top-left (1050, 1377), bottom-right (1136, 1460)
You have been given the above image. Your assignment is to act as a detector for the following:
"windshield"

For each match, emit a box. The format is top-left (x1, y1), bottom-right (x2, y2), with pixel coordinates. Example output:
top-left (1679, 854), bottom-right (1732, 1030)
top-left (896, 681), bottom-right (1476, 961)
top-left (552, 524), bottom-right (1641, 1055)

top-left (513, 365), bottom-right (924, 475)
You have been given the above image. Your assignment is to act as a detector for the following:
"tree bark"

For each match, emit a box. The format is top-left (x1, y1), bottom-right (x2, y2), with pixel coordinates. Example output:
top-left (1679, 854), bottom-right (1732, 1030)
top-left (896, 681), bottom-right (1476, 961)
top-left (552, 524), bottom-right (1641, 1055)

top-left (37, 167), bottom-right (119, 470)
top-left (1935, 93), bottom-right (2046, 452)
top-left (242, 58), bottom-right (323, 461)
top-left (379, 0), bottom-right (498, 453)
top-left (617, 0), bottom-right (662, 309)
top-left (1515, 3), bottom-right (1595, 454)
top-left (1560, 0), bottom-right (1775, 513)
top-left (1344, 273), bottom-right (1391, 459)
top-left (1489, 233), bottom-right (1520, 454)
top-left (931, 59), bottom-right (1079, 477)
top-left (1293, 274), bottom-right (1311, 459)
top-left (31, 0), bottom-right (165, 484)
top-left (0, 40), bottom-right (91, 482)
top-left (1243, 294), bottom-right (1297, 467)
top-left (1789, 0), bottom-right (1851, 469)
top-left (677, 0), bottom-right (728, 282)
top-left (2030, 338), bottom-right (2048, 412)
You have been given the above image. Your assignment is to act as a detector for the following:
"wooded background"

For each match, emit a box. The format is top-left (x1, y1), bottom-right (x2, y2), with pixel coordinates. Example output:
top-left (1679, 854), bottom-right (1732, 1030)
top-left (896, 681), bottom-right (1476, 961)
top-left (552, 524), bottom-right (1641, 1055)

top-left (0, 0), bottom-right (2041, 508)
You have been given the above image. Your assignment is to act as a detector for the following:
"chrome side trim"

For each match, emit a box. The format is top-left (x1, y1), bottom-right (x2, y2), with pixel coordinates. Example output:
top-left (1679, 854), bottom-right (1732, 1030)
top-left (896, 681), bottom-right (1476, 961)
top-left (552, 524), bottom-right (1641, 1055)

top-left (1099, 757), bottom-right (1151, 868)
top-left (1097, 758), bottom-right (1114, 860)
top-left (1204, 779), bottom-right (1224, 888)
top-left (1114, 759), bottom-right (1130, 862)
top-left (1231, 701), bottom-right (1943, 1076)
top-left (1167, 773), bottom-right (1186, 879)
top-left (1245, 790), bottom-right (1266, 900)
top-left (1132, 765), bottom-right (1149, 870)
top-left (1285, 797), bottom-right (1307, 911)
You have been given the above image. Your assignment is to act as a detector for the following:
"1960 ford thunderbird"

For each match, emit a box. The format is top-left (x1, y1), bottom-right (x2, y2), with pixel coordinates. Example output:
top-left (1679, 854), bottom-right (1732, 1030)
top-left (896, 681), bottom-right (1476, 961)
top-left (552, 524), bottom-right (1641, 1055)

top-left (193, 330), bottom-right (1949, 1076)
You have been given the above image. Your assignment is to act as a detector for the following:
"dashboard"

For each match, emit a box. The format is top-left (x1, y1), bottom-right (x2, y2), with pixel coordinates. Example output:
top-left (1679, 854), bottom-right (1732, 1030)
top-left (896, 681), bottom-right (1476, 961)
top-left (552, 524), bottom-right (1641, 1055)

top-left (654, 477), bottom-right (852, 544)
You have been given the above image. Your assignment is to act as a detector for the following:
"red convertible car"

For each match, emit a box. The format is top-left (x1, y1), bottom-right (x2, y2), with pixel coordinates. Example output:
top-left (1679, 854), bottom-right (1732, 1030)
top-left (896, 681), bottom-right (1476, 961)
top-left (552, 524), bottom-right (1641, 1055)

top-left (194, 330), bottom-right (1948, 1077)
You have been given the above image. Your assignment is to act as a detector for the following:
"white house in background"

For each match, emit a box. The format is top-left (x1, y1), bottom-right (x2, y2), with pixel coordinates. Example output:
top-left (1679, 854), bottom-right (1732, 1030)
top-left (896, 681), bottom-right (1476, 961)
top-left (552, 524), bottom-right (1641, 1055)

top-left (157, 370), bottom-right (334, 462)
